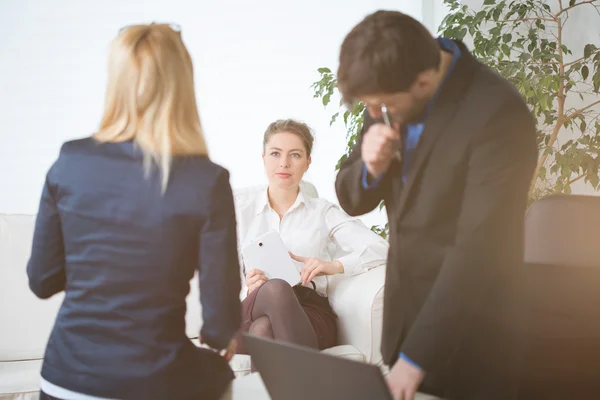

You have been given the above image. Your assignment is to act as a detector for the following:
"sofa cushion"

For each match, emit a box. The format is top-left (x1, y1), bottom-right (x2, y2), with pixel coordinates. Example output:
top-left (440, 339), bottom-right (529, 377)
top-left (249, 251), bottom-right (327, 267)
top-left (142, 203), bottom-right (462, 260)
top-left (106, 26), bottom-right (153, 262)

top-left (224, 344), bottom-right (365, 378)
top-left (0, 359), bottom-right (42, 398)
top-left (321, 345), bottom-right (366, 363)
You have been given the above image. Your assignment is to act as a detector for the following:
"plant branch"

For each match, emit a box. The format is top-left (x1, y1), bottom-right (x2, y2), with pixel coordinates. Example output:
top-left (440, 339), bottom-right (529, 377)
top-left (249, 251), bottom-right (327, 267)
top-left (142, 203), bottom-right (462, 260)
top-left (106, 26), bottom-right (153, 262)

top-left (496, 17), bottom-right (556, 23)
top-left (535, 0), bottom-right (558, 18)
top-left (530, 12), bottom-right (566, 196)
top-left (565, 99), bottom-right (600, 122)
top-left (564, 48), bottom-right (600, 66)
top-left (558, 0), bottom-right (600, 16)
top-left (569, 174), bottom-right (586, 185)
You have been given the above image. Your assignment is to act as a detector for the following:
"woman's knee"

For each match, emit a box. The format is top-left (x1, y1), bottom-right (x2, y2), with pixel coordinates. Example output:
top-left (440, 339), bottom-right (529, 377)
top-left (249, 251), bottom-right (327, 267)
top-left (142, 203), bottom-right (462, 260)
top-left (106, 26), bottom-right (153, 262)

top-left (256, 278), bottom-right (295, 300)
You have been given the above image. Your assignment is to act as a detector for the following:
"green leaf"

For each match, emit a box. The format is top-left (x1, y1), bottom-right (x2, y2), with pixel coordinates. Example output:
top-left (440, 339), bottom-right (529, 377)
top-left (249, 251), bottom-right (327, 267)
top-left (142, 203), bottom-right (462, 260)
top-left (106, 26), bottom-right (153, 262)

top-left (335, 154), bottom-right (348, 171)
top-left (582, 65), bottom-right (589, 80)
top-left (588, 172), bottom-right (600, 188)
top-left (483, 0), bottom-right (496, 5)
top-left (594, 70), bottom-right (600, 93)
top-left (581, 120), bottom-right (587, 132)
top-left (584, 44), bottom-right (595, 59)
top-left (475, 10), bottom-right (487, 24)
top-left (492, 7), bottom-right (502, 21)
top-left (503, 33), bottom-right (512, 43)
top-left (569, 0), bottom-right (576, 6)
top-left (317, 67), bottom-right (331, 74)
top-left (329, 112), bottom-right (339, 127)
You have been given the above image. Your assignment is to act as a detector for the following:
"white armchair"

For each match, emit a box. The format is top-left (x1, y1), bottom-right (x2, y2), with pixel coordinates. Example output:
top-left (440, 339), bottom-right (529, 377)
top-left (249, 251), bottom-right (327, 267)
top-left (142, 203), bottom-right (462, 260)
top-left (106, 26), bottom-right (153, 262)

top-left (223, 181), bottom-right (386, 375)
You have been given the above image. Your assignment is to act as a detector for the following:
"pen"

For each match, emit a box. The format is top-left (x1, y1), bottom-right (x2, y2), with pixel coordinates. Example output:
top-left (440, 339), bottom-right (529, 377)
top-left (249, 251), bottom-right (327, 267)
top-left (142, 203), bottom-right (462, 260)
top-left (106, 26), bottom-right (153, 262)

top-left (381, 103), bottom-right (402, 161)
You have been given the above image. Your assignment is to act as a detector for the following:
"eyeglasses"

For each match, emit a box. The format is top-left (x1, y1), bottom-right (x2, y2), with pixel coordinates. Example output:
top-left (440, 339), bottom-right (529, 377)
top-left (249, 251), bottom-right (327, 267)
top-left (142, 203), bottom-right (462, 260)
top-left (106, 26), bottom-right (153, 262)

top-left (118, 22), bottom-right (182, 36)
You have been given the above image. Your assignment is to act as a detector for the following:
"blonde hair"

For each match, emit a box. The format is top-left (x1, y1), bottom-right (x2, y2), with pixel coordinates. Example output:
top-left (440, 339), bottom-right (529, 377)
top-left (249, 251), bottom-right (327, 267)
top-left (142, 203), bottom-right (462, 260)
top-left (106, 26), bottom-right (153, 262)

top-left (94, 23), bottom-right (208, 191)
top-left (263, 119), bottom-right (315, 157)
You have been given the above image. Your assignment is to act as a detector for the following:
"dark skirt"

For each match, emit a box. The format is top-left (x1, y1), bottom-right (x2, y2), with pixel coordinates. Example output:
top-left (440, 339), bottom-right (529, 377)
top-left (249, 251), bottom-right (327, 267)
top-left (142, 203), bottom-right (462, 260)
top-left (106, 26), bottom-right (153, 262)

top-left (240, 284), bottom-right (337, 351)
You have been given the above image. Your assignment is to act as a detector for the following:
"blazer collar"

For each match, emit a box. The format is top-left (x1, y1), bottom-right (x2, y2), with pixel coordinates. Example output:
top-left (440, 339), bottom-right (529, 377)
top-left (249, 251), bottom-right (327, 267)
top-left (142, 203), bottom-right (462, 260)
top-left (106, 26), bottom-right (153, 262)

top-left (396, 43), bottom-right (481, 217)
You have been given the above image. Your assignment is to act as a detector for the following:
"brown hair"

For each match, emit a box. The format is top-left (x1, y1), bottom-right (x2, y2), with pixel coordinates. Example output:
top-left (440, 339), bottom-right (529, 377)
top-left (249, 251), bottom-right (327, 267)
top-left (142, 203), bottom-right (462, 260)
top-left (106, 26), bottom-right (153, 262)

top-left (263, 119), bottom-right (314, 157)
top-left (337, 10), bottom-right (441, 104)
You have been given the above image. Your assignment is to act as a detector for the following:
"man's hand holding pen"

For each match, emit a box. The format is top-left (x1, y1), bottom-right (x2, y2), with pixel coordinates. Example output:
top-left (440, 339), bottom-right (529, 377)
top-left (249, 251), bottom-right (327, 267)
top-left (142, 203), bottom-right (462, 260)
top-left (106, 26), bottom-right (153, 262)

top-left (361, 103), bottom-right (402, 179)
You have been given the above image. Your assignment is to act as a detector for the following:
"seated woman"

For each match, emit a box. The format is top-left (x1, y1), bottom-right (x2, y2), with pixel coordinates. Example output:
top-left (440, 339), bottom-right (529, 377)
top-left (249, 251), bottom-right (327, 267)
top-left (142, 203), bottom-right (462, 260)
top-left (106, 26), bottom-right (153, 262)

top-left (27, 24), bottom-right (240, 400)
top-left (235, 119), bottom-right (388, 358)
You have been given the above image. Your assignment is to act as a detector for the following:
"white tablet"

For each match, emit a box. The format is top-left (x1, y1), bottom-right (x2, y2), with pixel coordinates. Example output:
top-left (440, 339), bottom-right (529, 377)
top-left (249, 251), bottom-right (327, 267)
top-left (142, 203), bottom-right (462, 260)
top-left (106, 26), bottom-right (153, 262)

top-left (241, 230), bottom-right (301, 286)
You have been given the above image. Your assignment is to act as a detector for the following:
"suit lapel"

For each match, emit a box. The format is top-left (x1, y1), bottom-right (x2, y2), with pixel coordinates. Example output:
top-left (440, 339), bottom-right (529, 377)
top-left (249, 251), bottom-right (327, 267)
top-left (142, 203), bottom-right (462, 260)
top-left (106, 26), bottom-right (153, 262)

top-left (396, 48), bottom-right (480, 218)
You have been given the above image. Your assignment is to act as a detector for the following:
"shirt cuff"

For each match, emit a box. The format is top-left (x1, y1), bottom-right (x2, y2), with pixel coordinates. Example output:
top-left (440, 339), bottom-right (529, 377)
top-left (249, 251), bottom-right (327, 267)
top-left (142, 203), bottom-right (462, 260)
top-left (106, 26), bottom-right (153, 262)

top-left (361, 164), bottom-right (384, 189)
top-left (336, 252), bottom-right (362, 277)
top-left (399, 352), bottom-right (424, 371)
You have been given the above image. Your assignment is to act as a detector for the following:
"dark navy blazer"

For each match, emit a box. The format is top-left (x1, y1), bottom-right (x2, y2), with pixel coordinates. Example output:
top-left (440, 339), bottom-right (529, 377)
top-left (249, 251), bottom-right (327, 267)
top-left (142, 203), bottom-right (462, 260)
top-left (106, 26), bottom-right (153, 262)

top-left (27, 137), bottom-right (241, 399)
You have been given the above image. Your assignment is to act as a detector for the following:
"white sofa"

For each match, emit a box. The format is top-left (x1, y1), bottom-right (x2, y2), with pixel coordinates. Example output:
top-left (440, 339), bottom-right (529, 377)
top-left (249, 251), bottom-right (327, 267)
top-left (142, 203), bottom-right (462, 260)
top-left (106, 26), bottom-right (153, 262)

top-left (0, 182), bottom-right (386, 399)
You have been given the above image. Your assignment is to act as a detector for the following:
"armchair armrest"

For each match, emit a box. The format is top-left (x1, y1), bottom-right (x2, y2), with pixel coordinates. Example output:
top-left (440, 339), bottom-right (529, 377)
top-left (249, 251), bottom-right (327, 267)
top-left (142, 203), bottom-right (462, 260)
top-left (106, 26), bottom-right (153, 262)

top-left (326, 266), bottom-right (385, 364)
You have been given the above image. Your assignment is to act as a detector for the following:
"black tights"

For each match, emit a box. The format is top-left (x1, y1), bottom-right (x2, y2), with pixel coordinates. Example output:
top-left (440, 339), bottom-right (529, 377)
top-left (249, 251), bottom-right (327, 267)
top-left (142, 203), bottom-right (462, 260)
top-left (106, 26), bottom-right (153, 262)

top-left (239, 279), bottom-right (317, 368)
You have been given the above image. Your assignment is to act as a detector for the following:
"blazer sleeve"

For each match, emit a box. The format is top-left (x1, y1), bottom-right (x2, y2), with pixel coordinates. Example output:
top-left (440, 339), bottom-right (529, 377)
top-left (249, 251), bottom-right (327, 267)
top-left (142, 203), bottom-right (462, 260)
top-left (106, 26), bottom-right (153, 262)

top-left (198, 168), bottom-right (242, 350)
top-left (335, 110), bottom-right (393, 216)
top-left (27, 163), bottom-right (66, 299)
top-left (400, 101), bottom-right (537, 372)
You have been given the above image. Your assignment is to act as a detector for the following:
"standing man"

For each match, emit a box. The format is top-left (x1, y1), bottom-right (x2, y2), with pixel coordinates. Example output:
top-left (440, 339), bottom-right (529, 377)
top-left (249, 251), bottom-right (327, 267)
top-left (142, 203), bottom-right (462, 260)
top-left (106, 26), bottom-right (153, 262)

top-left (335, 10), bottom-right (537, 400)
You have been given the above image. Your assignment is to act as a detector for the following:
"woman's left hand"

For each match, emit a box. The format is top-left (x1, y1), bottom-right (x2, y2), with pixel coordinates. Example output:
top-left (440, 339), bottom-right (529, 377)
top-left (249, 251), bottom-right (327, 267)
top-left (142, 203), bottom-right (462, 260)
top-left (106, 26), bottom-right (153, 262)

top-left (289, 252), bottom-right (344, 285)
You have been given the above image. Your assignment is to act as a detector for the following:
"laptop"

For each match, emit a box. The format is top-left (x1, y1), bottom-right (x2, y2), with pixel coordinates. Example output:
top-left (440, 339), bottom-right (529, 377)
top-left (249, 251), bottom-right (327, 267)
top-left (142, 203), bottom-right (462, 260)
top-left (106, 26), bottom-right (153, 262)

top-left (243, 333), bottom-right (393, 400)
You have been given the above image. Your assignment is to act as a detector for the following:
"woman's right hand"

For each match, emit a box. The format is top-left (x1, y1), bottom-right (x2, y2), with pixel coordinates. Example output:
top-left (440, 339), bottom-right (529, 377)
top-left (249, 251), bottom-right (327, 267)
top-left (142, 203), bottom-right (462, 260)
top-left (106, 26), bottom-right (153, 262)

top-left (246, 269), bottom-right (269, 294)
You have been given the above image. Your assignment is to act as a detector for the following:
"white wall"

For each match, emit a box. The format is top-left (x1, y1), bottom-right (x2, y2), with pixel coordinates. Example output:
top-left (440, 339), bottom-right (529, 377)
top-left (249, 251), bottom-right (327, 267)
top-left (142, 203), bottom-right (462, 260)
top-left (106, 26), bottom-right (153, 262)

top-left (0, 0), bottom-right (435, 229)
top-left (422, 0), bottom-right (450, 34)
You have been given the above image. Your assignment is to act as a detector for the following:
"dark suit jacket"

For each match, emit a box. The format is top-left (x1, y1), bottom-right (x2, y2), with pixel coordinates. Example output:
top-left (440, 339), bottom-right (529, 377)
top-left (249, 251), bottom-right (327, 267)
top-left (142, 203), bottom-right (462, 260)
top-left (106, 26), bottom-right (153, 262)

top-left (27, 138), bottom-right (241, 399)
top-left (335, 42), bottom-right (537, 395)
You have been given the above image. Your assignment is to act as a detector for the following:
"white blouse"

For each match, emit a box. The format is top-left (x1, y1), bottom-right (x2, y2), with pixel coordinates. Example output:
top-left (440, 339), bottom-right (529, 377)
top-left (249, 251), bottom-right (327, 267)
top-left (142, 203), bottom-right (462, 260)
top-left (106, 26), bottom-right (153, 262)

top-left (235, 186), bottom-right (389, 298)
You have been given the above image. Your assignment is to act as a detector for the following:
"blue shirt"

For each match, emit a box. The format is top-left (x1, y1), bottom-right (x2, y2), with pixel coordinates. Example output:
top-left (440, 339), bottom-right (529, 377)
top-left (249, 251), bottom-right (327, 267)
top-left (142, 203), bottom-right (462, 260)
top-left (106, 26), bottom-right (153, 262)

top-left (27, 138), bottom-right (241, 398)
top-left (361, 38), bottom-right (461, 371)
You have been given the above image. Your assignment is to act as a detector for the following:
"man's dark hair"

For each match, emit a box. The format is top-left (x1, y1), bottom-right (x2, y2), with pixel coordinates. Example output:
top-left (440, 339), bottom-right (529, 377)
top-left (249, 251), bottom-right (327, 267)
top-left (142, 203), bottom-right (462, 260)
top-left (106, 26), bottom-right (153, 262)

top-left (337, 10), bottom-right (441, 104)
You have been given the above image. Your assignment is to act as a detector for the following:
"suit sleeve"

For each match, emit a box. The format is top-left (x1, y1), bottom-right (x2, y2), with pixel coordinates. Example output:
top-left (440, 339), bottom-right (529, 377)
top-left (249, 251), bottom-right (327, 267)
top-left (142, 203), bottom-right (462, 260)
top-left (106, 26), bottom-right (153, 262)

top-left (198, 169), bottom-right (242, 350)
top-left (27, 164), bottom-right (66, 299)
top-left (400, 102), bottom-right (537, 372)
top-left (335, 110), bottom-right (393, 216)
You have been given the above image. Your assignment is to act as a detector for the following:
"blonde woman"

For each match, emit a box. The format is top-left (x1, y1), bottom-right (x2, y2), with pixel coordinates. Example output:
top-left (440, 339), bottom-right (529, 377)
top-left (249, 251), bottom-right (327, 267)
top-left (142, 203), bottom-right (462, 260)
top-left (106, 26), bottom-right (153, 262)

top-left (27, 23), bottom-right (240, 400)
